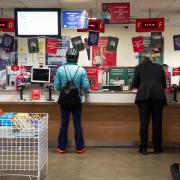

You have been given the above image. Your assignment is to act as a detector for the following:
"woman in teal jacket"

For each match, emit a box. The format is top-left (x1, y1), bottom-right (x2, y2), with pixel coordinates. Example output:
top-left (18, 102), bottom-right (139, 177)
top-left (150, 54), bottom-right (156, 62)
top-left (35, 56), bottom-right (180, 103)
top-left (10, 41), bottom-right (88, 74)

top-left (54, 48), bottom-right (89, 153)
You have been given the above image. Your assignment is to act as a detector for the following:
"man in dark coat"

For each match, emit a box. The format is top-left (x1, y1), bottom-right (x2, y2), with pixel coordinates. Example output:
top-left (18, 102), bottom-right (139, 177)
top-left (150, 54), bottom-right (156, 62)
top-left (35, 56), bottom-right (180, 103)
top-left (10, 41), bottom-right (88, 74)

top-left (132, 55), bottom-right (167, 155)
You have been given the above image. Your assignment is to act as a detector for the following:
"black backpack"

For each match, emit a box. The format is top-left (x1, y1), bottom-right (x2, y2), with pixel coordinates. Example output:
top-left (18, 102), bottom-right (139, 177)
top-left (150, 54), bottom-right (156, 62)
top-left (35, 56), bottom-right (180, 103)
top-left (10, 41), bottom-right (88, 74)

top-left (58, 65), bottom-right (81, 109)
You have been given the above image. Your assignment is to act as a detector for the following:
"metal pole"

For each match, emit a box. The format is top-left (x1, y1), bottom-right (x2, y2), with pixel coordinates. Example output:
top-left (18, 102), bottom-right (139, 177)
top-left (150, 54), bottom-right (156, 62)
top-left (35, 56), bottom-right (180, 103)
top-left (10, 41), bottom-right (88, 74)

top-left (0, 8), bottom-right (4, 17)
top-left (149, 8), bottom-right (151, 18)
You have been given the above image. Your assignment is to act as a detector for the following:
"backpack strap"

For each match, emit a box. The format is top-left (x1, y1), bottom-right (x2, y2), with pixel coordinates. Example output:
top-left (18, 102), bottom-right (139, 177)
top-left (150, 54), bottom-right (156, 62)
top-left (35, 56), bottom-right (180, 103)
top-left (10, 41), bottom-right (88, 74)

top-left (72, 66), bottom-right (80, 81)
top-left (63, 66), bottom-right (69, 81)
top-left (66, 65), bottom-right (80, 81)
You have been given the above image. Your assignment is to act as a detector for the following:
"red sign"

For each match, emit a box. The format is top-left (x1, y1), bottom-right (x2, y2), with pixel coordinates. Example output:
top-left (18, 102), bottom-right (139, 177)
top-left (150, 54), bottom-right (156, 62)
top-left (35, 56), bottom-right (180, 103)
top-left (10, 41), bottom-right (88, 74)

top-left (101, 3), bottom-right (130, 24)
top-left (32, 89), bottom-right (41, 100)
top-left (46, 38), bottom-right (59, 54)
top-left (132, 36), bottom-right (144, 52)
top-left (88, 19), bottom-right (105, 33)
top-left (173, 67), bottom-right (180, 76)
top-left (16, 74), bottom-right (24, 91)
top-left (85, 67), bottom-right (98, 91)
top-left (77, 19), bottom-right (104, 33)
top-left (0, 18), bottom-right (15, 32)
top-left (11, 65), bottom-right (19, 71)
top-left (136, 18), bottom-right (164, 32)
top-left (164, 72), bottom-right (171, 93)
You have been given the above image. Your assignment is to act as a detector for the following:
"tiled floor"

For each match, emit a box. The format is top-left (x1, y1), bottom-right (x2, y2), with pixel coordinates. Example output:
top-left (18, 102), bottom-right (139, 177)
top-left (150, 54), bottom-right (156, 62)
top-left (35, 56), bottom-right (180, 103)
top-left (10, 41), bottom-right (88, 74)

top-left (47, 147), bottom-right (180, 180)
top-left (1, 147), bottom-right (180, 180)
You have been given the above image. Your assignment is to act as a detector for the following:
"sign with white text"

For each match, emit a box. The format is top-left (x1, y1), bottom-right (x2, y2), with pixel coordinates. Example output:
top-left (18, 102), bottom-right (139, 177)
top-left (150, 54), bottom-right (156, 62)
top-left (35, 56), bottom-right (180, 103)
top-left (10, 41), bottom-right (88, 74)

top-left (136, 18), bottom-right (164, 32)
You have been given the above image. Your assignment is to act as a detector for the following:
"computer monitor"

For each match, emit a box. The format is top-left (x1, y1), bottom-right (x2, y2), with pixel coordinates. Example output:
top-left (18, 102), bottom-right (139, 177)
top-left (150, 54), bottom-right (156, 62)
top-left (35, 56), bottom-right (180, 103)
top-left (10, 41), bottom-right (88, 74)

top-left (31, 67), bottom-right (50, 83)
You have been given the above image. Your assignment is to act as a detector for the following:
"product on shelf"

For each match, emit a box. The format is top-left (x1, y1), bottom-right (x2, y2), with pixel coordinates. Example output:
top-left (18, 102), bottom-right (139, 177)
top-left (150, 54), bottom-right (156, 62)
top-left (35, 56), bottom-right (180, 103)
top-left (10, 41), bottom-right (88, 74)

top-left (0, 112), bottom-right (14, 126)
top-left (12, 113), bottom-right (35, 130)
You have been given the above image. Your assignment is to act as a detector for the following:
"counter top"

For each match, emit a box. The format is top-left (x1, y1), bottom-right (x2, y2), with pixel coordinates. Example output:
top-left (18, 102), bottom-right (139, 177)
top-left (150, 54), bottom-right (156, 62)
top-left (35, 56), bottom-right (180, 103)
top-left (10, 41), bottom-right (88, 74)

top-left (0, 100), bottom-right (179, 106)
top-left (0, 90), bottom-right (179, 105)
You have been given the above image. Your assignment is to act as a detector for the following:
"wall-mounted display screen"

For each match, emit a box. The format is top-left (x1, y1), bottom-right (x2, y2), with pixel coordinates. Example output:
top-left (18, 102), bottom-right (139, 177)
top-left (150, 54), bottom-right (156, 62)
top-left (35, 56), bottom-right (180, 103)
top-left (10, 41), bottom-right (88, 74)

top-left (62, 10), bottom-right (88, 29)
top-left (14, 8), bottom-right (61, 37)
top-left (31, 67), bottom-right (50, 83)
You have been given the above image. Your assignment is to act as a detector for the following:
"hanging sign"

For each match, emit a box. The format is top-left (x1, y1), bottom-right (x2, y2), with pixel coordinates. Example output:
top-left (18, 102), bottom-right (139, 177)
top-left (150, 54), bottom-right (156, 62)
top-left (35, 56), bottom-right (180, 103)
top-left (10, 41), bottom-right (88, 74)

top-left (0, 18), bottom-right (15, 32)
top-left (136, 18), bottom-right (164, 32)
top-left (77, 19), bottom-right (104, 33)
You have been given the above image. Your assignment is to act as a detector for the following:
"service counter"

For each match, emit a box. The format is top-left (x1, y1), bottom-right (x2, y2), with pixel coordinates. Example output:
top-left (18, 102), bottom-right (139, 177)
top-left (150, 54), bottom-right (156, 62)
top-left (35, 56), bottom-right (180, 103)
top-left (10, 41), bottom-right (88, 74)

top-left (0, 91), bottom-right (180, 147)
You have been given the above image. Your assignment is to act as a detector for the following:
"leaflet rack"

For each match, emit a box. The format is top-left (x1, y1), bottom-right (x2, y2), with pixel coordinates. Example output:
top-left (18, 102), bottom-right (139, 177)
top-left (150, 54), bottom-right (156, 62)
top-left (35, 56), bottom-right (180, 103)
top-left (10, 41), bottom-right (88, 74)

top-left (0, 113), bottom-right (48, 180)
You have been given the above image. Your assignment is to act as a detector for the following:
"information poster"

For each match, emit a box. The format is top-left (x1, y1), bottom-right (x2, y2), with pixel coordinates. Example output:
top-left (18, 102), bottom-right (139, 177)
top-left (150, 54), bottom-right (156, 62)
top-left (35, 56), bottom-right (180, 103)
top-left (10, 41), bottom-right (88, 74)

top-left (0, 36), bottom-right (16, 88)
top-left (164, 71), bottom-right (171, 93)
top-left (84, 67), bottom-right (98, 91)
top-left (71, 36), bottom-right (84, 51)
top-left (46, 36), bottom-right (70, 66)
top-left (27, 38), bottom-right (39, 53)
top-left (46, 38), bottom-right (59, 54)
top-left (132, 36), bottom-right (144, 52)
top-left (108, 68), bottom-right (126, 86)
top-left (138, 37), bottom-right (164, 65)
top-left (0, 68), bottom-right (6, 88)
top-left (151, 32), bottom-right (163, 53)
top-left (125, 67), bottom-right (135, 86)
top-left (2, 34), bottom-right (14, 51)
top-left (173, 35), bottom-right (180, 51)
top-left (92, 37), bottom-right (116, 67)
top-left (48, 65), bottom-right (59, 83)
top-left (88, 31), bottom-right (99, 46)
top-left (108, 67), bottom-right (135, 87)
top-left (107, 37), bottom-right (119, 52)
top-left (101, 3), bottom-right (130, 24)
top-left (18, 38), bottom-right (46, 66)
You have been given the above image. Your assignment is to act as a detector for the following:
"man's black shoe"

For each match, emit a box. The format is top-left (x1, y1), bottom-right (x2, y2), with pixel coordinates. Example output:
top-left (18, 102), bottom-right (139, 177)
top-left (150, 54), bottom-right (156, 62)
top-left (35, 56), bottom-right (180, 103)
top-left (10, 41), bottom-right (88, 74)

top-left (154, 148), bottom-right (163, 154)
top-left (139, 148), bottom-right (147, 155)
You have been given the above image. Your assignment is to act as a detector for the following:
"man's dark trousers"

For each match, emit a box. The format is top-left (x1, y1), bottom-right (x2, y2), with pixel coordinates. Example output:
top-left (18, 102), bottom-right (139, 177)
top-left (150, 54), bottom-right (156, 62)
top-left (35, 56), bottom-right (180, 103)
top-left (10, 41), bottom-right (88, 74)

top-left (58, 105), bottom-right (84, 150)
top-left (138, 99), bottom-right (164, 150)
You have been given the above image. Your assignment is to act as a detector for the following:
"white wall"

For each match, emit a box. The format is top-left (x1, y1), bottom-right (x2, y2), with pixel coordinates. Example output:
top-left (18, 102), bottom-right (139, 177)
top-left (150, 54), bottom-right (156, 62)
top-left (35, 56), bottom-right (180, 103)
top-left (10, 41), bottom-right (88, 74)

top-left (62, 26), bottom-right (180, 66)
top-left (1, 24), bottom-right (179, 83)
top-left (62, 25), bottom-right (180, 84)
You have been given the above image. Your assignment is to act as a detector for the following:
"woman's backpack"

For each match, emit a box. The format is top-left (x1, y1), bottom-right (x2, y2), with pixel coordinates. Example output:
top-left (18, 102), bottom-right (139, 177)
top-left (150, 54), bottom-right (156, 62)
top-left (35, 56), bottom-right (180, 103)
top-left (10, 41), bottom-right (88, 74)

top-left (58, 65), bottom-right (81, 109)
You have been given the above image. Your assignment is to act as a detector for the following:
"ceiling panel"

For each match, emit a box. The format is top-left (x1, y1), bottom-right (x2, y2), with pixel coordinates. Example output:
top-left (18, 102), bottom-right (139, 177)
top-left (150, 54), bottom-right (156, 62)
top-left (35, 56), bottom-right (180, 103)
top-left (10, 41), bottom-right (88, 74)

top-left (133, 0), bottom-right (174, 10)
top-left (60, 0), bottom-right (94, 2)
top-left (0, 0), bottom-right (24, 8)
top-left (21, 0), bottom-right (60, 8)
top-left (60, 0), bottom-right (96, 9)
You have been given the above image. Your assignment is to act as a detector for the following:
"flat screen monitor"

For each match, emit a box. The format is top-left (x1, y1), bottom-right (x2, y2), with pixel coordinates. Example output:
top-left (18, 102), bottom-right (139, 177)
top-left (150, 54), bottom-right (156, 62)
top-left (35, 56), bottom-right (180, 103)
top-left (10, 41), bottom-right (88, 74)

top-left (14, 8), bottom-right (61, 37)
top-left (63, 10), bottom-right (82, 28)
top-left (31, 67), bottom-right (50, 83)
top-left (62, 10), bottom-right (89, 29)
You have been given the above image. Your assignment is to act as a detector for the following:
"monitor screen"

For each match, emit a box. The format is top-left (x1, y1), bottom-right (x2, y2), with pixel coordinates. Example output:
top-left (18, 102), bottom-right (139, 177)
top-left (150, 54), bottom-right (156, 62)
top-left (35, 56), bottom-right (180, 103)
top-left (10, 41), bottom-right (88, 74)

top-left (14, 8), bottom-right (61, 37)
top-left (63, 10), bottom-right (82, 28)
top-left (31, 67), bottom-right (50, 83)
top-left (62, 10), bottom-right (89, 29)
